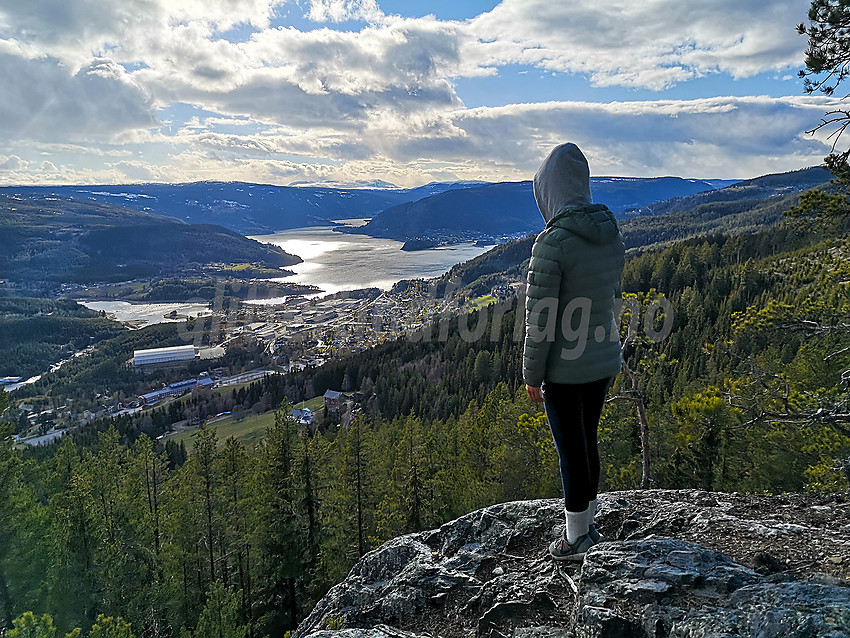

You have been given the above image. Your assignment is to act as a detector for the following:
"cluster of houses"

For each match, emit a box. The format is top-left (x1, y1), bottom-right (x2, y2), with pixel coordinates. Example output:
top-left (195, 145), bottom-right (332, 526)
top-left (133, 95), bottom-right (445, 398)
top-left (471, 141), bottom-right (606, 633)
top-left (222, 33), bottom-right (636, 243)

top-left (322, 389), bottom-right (348, 412)
top-left (322, 389), bottom-right (368, 429)
top-left (490, 282), bottom-right (523, 301)
top-left (289, 407), bottom-right (315, 427)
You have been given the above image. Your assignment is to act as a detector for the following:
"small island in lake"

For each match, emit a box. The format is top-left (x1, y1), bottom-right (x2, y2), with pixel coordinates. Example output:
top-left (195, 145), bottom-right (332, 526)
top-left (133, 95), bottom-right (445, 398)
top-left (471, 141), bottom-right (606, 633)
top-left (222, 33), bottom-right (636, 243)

top-left (400, 238), bottom-right (439, 251)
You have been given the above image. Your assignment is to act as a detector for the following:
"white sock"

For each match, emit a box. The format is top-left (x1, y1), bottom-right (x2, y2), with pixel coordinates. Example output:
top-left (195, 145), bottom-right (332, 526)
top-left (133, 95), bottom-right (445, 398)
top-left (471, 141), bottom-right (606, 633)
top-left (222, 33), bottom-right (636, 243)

top-left (586, 498), bottom-right (598, 530)
top-left (565, 505), bottom-right (590, 543)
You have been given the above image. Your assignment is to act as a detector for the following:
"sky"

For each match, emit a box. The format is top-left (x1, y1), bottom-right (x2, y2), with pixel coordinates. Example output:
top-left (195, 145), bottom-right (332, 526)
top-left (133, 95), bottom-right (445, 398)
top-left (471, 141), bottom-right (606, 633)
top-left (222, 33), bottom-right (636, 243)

top-left (0, 0), bottom-right (842, 187)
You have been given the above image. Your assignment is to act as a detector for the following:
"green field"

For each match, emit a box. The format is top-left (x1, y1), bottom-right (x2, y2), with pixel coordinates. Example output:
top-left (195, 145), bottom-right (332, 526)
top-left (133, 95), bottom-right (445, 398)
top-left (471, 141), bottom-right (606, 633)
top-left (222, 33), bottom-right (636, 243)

top-left (212, 381), bottom-right (254, 396)
top-left (162, 395), bottom-right (324, 451)
top-left (469, 294), bottom-right (496, 310)
top-left (163, 411), bottom-right (276, 451)
top-left (294, 395), bottom-right (324, 411)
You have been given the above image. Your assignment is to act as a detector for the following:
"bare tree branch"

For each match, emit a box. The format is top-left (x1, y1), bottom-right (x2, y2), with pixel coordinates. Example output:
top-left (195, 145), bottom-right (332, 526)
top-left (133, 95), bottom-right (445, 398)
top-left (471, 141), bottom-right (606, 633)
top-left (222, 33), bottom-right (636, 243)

top-left (719, 343), bottom-right (850, 438)
top-left (608, 332), bottom-right (653, 488)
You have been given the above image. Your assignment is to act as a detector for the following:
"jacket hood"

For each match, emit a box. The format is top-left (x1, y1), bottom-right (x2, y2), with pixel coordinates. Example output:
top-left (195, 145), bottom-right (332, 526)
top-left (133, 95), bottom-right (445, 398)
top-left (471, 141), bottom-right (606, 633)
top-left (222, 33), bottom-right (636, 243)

top-left (533, 142), bottom-right (592, 224)
top-left (546, 204), bottom-right (621, 244)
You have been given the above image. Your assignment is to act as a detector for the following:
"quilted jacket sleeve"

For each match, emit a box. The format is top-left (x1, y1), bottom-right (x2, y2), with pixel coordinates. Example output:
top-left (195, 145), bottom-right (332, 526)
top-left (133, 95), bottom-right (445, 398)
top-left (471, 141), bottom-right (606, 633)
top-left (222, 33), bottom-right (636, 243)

top-left (523, 231), bottom-right (563, 387)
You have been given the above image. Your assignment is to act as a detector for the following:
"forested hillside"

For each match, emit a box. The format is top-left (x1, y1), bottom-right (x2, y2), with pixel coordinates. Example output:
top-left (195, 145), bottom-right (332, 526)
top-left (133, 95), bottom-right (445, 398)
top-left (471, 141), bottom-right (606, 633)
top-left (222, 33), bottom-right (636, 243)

top-left (628, 166), bottom-right (829, 216)
top-left (404, 166), bottom-right (833, 300)
top-left (619, 167), bottom-right (831, 248)
top-left (345, 176), bottom-right (731, 242)
top-left (0, 298), bottom-right (123, 379)
top-left (0, 194), bottom-right (299, 290)
top-left (1, 208), bottom-right (847, 636)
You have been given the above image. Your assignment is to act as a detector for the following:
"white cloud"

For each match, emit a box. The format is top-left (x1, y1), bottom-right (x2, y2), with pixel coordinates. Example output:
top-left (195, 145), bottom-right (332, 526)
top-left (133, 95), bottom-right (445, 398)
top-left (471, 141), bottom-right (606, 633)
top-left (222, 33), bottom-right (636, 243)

top-left (239, 95), bottom-right (834, 180)
top-left (307, 0), bottom-right (383, 23)
top-left (0, 95), bottom-right (831, 186)
top-left (0, 0), bottom-right (814, 138)
top-left (122, 18), bottom-right (466, 133)
top-left (28, 143), bottom-right (134, 157)
top-left (0, 155), bottom-right (27, 170)
top-left (0, 0), bottom-right (280, 68)
top-left (2, 0), bottom-right (810, 92)
top-left (202, 116), bottom-right (256, 127)
top-left (0, 0), bottom-right (157, 68)
top-left (468, 0), bottom-right (810, 89)
top-left (187, 128), bottom-right (371, 161)
top-left (111, 160), bottom-right (161, 181)
top-left (0, 54), bottom-right (157, 143)
top-left (432, 96), bottom-right (834, 178)
top-left (0, 0), bottom-right (832, 186)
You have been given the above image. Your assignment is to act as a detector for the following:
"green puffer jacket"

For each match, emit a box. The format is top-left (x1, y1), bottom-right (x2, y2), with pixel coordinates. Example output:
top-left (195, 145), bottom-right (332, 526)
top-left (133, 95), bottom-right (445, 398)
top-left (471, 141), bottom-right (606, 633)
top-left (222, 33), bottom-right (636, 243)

top-left (522, 203), bottom-right (625, 386)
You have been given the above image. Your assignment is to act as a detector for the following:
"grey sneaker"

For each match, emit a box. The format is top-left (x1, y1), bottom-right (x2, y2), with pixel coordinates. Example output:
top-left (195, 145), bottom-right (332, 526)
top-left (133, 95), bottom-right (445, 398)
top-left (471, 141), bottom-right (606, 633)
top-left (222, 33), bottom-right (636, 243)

top-left (549, 533), bottom-right (594, 561)
top-left (588, 524), bottom-right (605, 543)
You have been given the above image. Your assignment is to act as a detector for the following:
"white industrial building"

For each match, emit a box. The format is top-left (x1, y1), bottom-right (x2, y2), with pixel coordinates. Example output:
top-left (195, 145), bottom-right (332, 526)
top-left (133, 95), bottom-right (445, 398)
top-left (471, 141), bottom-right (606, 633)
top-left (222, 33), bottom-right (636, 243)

top-left (133, 345), bottom-right (198, 367)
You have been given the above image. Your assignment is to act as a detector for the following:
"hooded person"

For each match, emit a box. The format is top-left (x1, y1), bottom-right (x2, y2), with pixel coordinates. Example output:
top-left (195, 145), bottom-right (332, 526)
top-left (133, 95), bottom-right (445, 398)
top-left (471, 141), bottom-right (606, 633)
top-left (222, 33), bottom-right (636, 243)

top-left (523, 142), bottom-right (625, 561)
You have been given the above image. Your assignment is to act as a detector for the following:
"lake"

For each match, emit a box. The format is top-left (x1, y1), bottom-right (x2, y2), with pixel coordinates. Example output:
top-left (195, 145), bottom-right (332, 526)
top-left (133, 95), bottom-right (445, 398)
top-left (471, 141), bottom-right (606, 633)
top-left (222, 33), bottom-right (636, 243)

top-left (249, 224), bottom-right (496, 299)
top-left (77, 225), bottom-right (498, 321)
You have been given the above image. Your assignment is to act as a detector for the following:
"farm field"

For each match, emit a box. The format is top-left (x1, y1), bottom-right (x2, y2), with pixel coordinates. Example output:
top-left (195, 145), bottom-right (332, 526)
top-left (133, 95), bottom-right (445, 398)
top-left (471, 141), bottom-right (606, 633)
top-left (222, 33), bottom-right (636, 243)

top-left (162, 395), bottom-right (324, 451)
top-left (468, 294), bottom-right (496, 310)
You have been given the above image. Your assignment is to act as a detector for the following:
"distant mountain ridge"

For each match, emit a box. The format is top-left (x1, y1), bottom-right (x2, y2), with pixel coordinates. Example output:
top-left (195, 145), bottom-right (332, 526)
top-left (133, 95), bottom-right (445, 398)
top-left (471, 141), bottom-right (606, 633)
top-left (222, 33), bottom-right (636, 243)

top-left (621, 166), bottom-right (831, 248)
top-left (342, 176), bottom-right (743, 243)
top-left (2, 176), bottom-right (730, 239)
top-left (1, 167), bottom-right (828, 296)
top-left (0, 181), bottom-right (487, 236)
top-left (627, 166), bottom-right (830, 218)
top-left (426, 166), bottom-right (832, 297)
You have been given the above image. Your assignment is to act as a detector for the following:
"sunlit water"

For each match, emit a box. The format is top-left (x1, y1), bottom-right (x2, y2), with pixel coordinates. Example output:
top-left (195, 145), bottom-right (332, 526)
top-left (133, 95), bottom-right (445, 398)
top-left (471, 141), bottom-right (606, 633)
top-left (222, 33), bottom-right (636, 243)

top-left (249, 224), bottom-right (495, 301)
top-left (80, 300), bottom-right (211, 325)
top-left (75, 224), bottom-right (496, 318)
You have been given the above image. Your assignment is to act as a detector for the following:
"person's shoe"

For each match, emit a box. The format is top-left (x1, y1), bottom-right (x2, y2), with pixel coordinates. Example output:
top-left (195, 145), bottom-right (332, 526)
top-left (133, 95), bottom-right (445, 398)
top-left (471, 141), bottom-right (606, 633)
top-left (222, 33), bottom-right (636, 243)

top-left (588, 523), bottom-right (605, 543)
top-left (549, 533), bottom-right (594, 561)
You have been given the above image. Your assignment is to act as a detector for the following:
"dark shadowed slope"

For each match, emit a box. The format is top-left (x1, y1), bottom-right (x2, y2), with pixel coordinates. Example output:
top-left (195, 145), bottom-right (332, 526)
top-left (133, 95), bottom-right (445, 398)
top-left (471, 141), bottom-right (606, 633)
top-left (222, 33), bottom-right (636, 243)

top-left (0, 193), bottom-right (300, 287)
top-left (346, 176), bottom-right (738, 241)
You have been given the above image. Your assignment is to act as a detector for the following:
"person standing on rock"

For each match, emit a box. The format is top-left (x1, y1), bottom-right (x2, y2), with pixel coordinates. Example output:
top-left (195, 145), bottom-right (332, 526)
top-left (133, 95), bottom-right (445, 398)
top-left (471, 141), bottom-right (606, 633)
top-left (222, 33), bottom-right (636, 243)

top-left (523, 142), bottom-right (625, 561)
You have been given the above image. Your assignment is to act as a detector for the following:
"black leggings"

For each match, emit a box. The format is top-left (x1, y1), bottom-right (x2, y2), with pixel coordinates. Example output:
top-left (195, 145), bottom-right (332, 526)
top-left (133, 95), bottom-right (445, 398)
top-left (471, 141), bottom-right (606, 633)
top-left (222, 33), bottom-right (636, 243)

top-left (542, 377), bottom-right (611, 512)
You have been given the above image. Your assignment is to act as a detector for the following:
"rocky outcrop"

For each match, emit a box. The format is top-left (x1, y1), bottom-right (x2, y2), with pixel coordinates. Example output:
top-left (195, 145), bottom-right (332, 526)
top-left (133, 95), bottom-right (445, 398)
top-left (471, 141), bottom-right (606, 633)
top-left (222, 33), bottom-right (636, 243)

top-left (293, 490), bottom-right (850, 638)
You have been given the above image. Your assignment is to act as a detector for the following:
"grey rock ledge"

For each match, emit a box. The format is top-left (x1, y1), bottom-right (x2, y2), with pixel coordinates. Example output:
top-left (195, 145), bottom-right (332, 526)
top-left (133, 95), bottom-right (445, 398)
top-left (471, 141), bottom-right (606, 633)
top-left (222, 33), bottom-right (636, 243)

top-left (293, 490), bottom-right (850, 638)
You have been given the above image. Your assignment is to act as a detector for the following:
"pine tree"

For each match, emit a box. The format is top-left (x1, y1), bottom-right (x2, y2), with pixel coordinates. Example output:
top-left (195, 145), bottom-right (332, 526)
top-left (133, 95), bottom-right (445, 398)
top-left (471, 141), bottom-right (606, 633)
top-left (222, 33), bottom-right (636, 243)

top-left (317, 414), bottom-right (377, 587)
top-left (162, 461), bottom-right (205, 628)
top-left (88, 615), bottom-right (134, 638)
top-left (375, 415), bottom-right (430, 540)
top-left (194, 582), bottom-right (247, 638)
top-left (0, 410), bottom-right (19, 628)
top-left (192, 426), bottom-right (220, 584)
top-left (253, 403), bottom-right (303, 633)
top-left (217, 437), bottom-right (254, 635)
top-left (473, 350), bottom-right (492, 383)
top-left (8, 612), bottom-right (62, 638)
